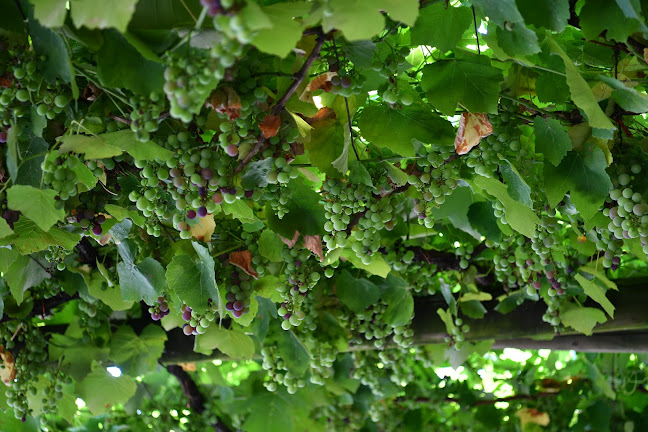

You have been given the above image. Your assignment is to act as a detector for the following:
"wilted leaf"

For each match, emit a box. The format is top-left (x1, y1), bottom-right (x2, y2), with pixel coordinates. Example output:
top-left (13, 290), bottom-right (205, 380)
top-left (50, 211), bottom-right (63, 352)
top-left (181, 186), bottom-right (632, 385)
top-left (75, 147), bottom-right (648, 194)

top-left (0, 346), bottom-right (16, 386)
top-left (516, 408), bottom-right (550, 427)
top-left (278, 230), bottom-right (300, 247)
top-left (454, 112), bottom-right (493, 155)
top-left (190, 214), bottom-right (215, 241)
top-left (300, 72), bottom-right (336, 102)
top-left (305, 107), bottom-right (337, 124)
top-left (206, 86), bottom-right (242, 120)
top-left (259, 114), bottom-right (281, 138)
top-left (229, 250), bottom-right (259, 279)
top-left (303, 235), bottom-right (323, 261)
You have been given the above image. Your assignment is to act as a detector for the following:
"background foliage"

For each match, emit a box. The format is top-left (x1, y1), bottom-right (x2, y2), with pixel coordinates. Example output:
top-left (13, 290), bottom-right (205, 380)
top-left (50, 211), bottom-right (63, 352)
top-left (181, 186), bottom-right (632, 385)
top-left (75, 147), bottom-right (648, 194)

top-left (2, 0), bottom-right (648, 430)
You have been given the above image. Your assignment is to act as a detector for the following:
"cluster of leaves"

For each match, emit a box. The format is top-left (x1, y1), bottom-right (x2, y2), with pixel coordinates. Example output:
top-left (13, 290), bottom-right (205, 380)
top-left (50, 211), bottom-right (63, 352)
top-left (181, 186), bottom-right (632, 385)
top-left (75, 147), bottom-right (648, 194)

top-left (2, 0), bottom-right (648, 430)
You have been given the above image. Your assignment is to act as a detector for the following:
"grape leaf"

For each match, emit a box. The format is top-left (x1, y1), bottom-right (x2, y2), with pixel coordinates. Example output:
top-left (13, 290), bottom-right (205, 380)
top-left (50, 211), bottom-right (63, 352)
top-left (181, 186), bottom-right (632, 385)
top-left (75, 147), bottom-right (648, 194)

top-left (575, 274), bottom-right (615, 318)
top-left (194, 327), bottom-right (255, 358)
top-left (349, 160), bottom-right (373, 187)
top-left (495, 24), bottom-right (540, 57)
top-left (58, 134), bottom-right (122, 159)
top-left (117, 239), bottom-right (166, 305)
top-left (534, 116), bottom-right (572, 166)
top-left (266, 177), bottom-right (326, 238)
top-left (109, 325), bottom-right (167, 376)
top-left (342, 249), bottom-right (391, 278)
top-left (472, 0), bottom-right (523, 27)
top-left (543, 146), bottom-right (612, 223)
top-left (305, 120), bottom-right (345, 177)
top-left (579, 0), bottom-right (639, 42)
top-left (104, 204), bottom-right (146, 227)
top-left (243, 393), bottom-right (294, 432)
top-left (357, 103), bottom-right (455, 156)
top-left (548, 38), bottom-right (615, 130)
top-left (410, 4), bottom-right (472, 52)
top-left (67, 155), bottom-right (98, 190)
top-left (598, 75), bottom-right (648, 114)
top-left (421, 56), bottom-right (503, 116)
top-left (379, 276), bottom-right (414, 326)
top-left (0, 218), bottom-right (81, 254)
top-left (250, 3), bottom-right (311, 58)
top-left (336, 270), bottom-right (381, 313)
top-left (322, 0), bottom-right (419, 41)
top-left (516, 0), bottom-right (569, 32)
top-left (241, 158), bottom-right (274, 190)
top-left (499, 159), bottom-right (533, 208)
top-left (103, 130), bottom-right (174, 162)
top-left (0, 218), bottom-right (12, 240)
top-left (7, 185), bottom-right (65, 231)
top-left (258, 230), bottom-right (285, 262)
top-left (29, 13), bottom-right (78, 98)
top-left (75, 361), bottom-right (137, 414)
top-left (166, 242), bottom-right (219, 315)
top-left (97, 30), bottom-right (165, 96)
top-left (472, 176), bottom-right (539, 238)
top-left (467, 201), bottom-right (501, 241)
top-left (0, 249), bottom-right (49, 305)
top-left (70, 0), bottom-right (137, 33)
top-left (560, 303), bottom-right (607, 335)
top-left (276, 330), bottom-right (310, 375)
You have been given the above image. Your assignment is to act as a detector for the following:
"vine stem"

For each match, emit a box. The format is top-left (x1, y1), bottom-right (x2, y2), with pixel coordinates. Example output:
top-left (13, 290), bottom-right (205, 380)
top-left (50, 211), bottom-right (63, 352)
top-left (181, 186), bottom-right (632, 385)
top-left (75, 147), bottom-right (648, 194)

top-left (472, 6), bottom-right (481, 55)
top-left (498, 94), bottom-right (564, 121)
top-left (331, 37), bottom-right (360, 161)
top-left (234, 29), bottom-right (327, 174)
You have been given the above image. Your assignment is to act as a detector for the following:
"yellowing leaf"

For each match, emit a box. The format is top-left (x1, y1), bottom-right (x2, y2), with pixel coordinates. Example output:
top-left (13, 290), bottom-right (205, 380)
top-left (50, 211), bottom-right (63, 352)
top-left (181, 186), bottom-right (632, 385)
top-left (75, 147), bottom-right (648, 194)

top-left (190, 214), bottom-right (215, 242)
top-left (229, 250), bottom-right (259, 279)
top-left (454, 112), bottom-right (493, 155)
top-left (458, 292), bottom-right (493, 302)
top-left (516, 408), bottom-right (550, 427)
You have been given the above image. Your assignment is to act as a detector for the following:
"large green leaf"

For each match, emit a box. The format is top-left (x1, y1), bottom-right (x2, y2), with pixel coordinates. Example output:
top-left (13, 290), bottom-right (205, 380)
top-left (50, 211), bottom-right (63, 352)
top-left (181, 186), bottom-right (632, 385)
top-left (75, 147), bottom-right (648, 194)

top-left (70, 0), bottom-right (138, 33)
top-left (194, 326), bottom-right (255, 358)
top-left (109, 325), bottom-right (167, 376)
top-left (266, 177), bottom-right (326, 237)
top-left (499, 160), bottom-right (533, 208)
top-left (117, 239), bottom-right (166, 305)
top-left (58, 130), bottom-right (173, 161)
top-left (258, 230), bottom-right (284, 262)
top-left (421, 56), bottom-right (503, 115)
top-left (548, 38), bottom-right (615, 131)
top-left (575, 274), bottom-right (615, 318)
top-left (305, 120), bottom-right (345, 177)
top-left (166, 242), bottom-right (219, 314)
top-left (579, 0), bottom-right (639, 42)
top-left (410, 4), bottom-right (472, 52)
top-left (472, 0), bottom-right (523, 27)
top-left (276, 330), bottom-right (310, 375)
top-left (598, 75), bottom-right (648, 114)
top-left (516, 0), bottom-right (569, 32)
top-left (543, 146), bottom-right (612, 223)
top-left (321, 0), bottom-right (419, 41)
top-left (336, 269), bottom-right (381, 313)
top-left (243, 393), bottom-right (294, 432)
top-left (31, 0), bottom-right (68, 27)
top-left (0, 218), bottom-right (81, 254)
top-left (534, 116), bottom-right (572, 166)
top-left (7, 185), bottom-right (65, 231)
top-left (357, 103), bottom-right (455, 156)
top-left (97, 30), bottom-right (165, 96)
top-left (75, 361), bottom-right (137, 414)
top-left (379, 276), bottom-right (414, 327)
top-left (560, 303), bottom-right (607, 335)
top-left (472, 176), bottom-right (539, 238)
top-left (249, 3), bottom-right (310, 58)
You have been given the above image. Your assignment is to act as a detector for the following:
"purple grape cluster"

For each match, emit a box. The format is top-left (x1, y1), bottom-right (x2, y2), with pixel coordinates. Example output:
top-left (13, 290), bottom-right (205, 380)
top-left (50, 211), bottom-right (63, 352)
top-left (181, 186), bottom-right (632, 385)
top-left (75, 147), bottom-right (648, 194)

top-left (200, 0), bottom-right (223, 16)
top-left (149, 296), bottom-right (170, 321)
top-left (181, 299), bottom-right (218, 335)
top-left (75, 208), bottom-right (106, 236)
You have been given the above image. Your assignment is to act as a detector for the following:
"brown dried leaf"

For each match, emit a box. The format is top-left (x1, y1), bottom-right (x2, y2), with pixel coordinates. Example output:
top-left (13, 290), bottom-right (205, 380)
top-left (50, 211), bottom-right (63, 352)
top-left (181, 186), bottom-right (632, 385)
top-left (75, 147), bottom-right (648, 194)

top-left (0, 346), bottom-right (16, 386)
top-left (303, 235), bottom-right (323, 261)
top-left (229, 250), bottom-right (259, 279)
top-left (516, 408), bottom-right (550, 427)
top-left (454, 112), bottom-right (493, 155)
top-left (300, 72), bottom-right (337, 102)
top-left (259, 114), bottom-right (281, 138)
top-left (305, 107), bottom-right (336, 125)
top-left (206, 86), bottom-right (242, 120)
top-left (179, 362), bottom-right (197, 372)
top-left (190, 214), bottom-right (216, 242)
top-left (99, 233), bottom-right (112, 246)
top-left (278, 231), bottom-right (300, 248)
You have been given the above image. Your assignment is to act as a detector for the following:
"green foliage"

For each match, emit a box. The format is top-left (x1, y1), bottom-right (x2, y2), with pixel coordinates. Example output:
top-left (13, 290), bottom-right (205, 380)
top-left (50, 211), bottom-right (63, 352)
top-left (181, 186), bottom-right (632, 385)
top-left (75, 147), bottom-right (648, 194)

top-left (2, 1), bottom-right (648, 431)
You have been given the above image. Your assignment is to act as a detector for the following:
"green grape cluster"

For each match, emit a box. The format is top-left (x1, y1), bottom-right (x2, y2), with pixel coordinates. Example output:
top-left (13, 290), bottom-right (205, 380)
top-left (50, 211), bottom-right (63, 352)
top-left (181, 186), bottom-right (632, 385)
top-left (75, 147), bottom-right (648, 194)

top-left (44, 245), bottom-right (72, 271)
top-left (351, 193), bottom-right (399, 264)
top-left (241, 230), bottom-right (270, 277)
top-left (1, 52), bottom-right (70, 126)
top-left (340, 302), bottom-right (413, 349)
top-left (164, 49), bottom-right (226, 123)
top-left (443, 315), bottom-right (471, 349)
top-left (371, 46), bottom-right (415, 105)
top-left (32, 279), bottom-right (62, 302)
top-left (313, 403), bottom-right (365, 432)
top-left (3, 322), bottom-right (49, 421)
top-left (606, 165), bottom-right (648, 255)
top-left (465, 100), bottom-right (526, 178)
top-left (276, 247), bottom-right (321, 330)
top-left (261, 346), bottom-right (307, 394)
top-left (78, 296), bottom-right (106, 339)
top-left (128, 92), bottom-right (166, 142)
top-left (595, 228), bottom-right (623, 270)
top-left (41, 154), bottom-right (78, 200)
top-left (322, 178), bottom-right (371, 250)
top-left (408, 143), bottom-right (460, 228)
top-left (330, 73), bottom-right (366, 98)
top-left (265, 156), bottom-right (300, 218)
